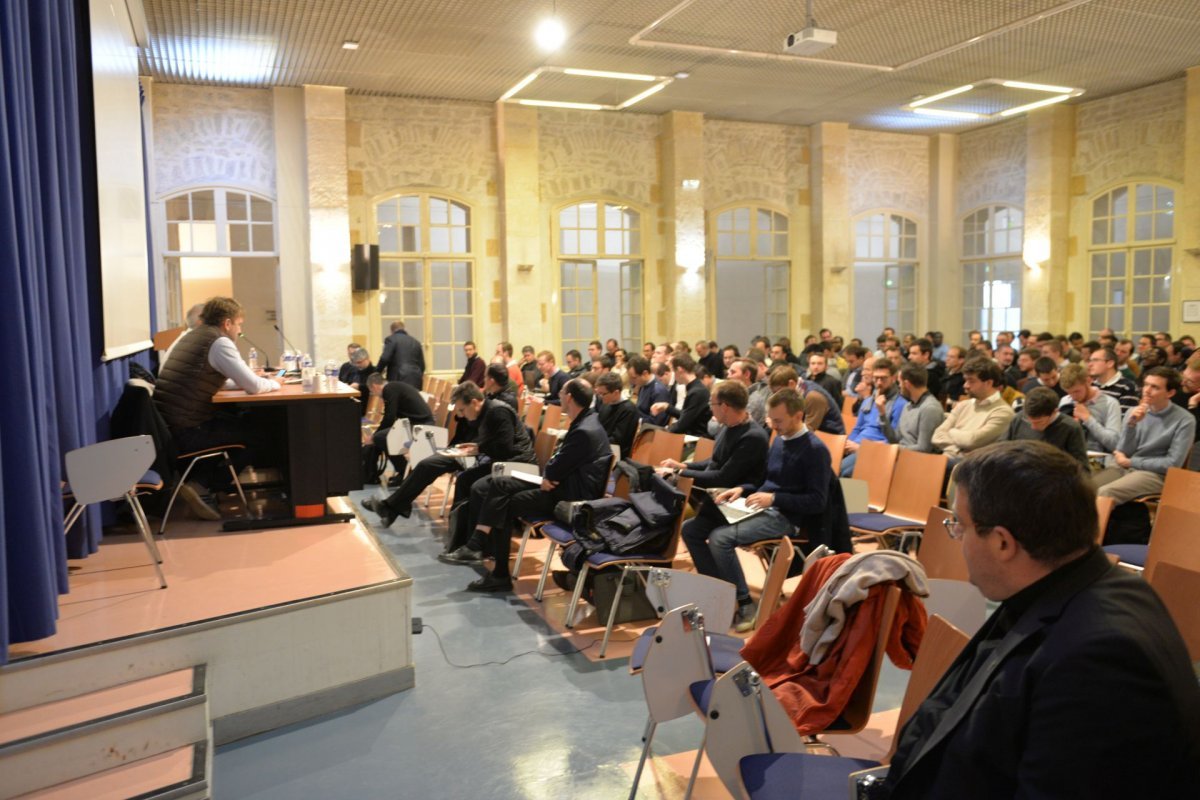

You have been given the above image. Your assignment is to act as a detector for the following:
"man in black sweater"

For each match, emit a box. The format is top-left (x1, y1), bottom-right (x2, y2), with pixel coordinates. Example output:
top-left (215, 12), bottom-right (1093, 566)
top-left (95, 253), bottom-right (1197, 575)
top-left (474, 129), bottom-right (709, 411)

top-left (650, 354), bottom-right (712, 437)
top-left (1000, 386), bottom-right (1088, 469)
top-left (594, 372), bottom-right (639, 457)
top-left (363, 381), bottom-right (533, 530)
top-left (365, 373), bottom-right (435, 477)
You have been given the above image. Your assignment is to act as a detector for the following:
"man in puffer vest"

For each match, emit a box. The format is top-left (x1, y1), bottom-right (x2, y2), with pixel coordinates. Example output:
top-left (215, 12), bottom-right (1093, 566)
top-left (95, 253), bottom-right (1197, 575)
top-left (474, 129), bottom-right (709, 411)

top-left (155, 297), bottom-right (280, 518)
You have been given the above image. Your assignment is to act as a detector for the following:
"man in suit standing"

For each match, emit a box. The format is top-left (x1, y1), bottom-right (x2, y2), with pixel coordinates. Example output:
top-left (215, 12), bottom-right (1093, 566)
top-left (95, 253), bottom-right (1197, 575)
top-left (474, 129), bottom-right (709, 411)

top-left (379, 320), bottom-right (425, 389)
top-left (874, 440), bottom-right (1200, 799)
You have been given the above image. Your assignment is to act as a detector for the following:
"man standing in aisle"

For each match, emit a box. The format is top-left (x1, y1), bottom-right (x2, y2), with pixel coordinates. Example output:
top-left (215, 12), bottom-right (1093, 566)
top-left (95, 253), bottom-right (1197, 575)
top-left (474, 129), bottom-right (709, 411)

top-left (379, 320), bottom-right (425, 389)
top-left (156, 297), bottom-right (281, 518)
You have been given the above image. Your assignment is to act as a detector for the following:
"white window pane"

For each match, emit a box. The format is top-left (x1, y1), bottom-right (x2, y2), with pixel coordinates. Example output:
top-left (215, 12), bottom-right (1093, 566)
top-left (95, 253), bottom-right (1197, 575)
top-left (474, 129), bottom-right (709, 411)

top-left (580, 202), bottom-right (597, 228)
top-left (166, 195), bottom-right (190, 220)
top-left (1154, 248), bottom-right (1171, 275)
top-left (1111, 187), bottom-right (1127, 216)
top-left (381, 292), bottom-right (402, 316)
top-left (580, 230), bottom-right (597, 254)
top-left (1090, 281), bottom-right (1106, 305)
top-left (718, 232), bottom-right (733, 256)
top-left (1135, 184), bottom-right (1153, 213)
top-left (453, 290), bottom-right (471, 315)
top-left (451, 228), bottom-right (469, 253)
top-left (577, 289), bottom-right (593, 311)
top-left (400, 226), bottom-right (420, 252)
top-left (733, 207), bottom-right (750, 228)
top-left (1151, 306), bottom-right (1170, 331)
top-left (227, 192), bottom-right (247, 221)
top-left (1133, 278), bottom-right (1149, 304)
top-left (605, 230), bottom-right (622, 255)
top-left (629, 231), bottom-right (640, 254)
top-left (1152, 276), bottom-right (1170, 304)
top-left (451, 202), bottom-right (469, 226)
top-left (454, 318), bottom-right (472, 341)
top-left (605, 203), bottom-right (622, 228)
top-left (251, 225), bottom-right (273, 251)
top-left (378, 225), bottom-right (398, 252)
top-left (717, 210), bottom-right (733, 230)
top-left (734, 232), bottom-right (750, 257)
top-left (191, 191), bottom-right (215, 220)
top-left (192, 222), bottom-right (218, 250)
top-left (251, 196), bottom-right (272, 222)
top-left (562, 316), bottom-right (576, 338)
top-left (1134, 214), bottom-right (1152, 241)
top-left (229, 224), bottom-right (249, 251)
top-left (774, 233), bottom-right (788, 257)
top-left (757, 209), bottom-right (772, 231)
top-left (434, 345), bottom-right (455, 370)
top-left (452, 261), bottom-right (471, 287)
top-left (774, 213), bottom-right (787, 232)
top-left (577, 316), bottom-right (595, 338)
top-left (430, 198), bottom-right (448, 224)
top-left (432, 317), bottom-right (452, 342)
top-left (562, 229), bottom-right (578, 255)
top-left (1154, 212), bottom-right (1173, 240)
top-left (402, 262), bottom-right (422, 286)
top-left (402, 291), bottom-right (422, 316)
top-left (430, 227), bottom-right (450, 252)
top-left (1110, 252), bottom-right (1125, 276)
top-left (562, 290), bottom-right (576, 313)
top-left (381, 260), bottom-right (400, 287)
top-left (1093, 194), bottom-right (1109, 218)
top-left (431, 261), bottom-right (450, 287)
top-left (560, 206), bottom-right (576, 228)
top-left (757, 233), bottom-right (771, 256)
top-left (399, 196), bottom-right (420, 224)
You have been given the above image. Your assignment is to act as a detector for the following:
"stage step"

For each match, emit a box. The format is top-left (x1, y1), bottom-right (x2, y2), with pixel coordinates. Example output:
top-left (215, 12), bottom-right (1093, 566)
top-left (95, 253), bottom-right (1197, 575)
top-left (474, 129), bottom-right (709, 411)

top-left (0, 666), bottom-right (211, 799)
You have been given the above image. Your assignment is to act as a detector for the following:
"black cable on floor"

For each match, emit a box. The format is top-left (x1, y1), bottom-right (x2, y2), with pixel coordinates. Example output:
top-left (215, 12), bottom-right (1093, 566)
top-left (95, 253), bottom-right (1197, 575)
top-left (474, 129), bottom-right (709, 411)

top-left (421, 623), bottom-right (598, 668)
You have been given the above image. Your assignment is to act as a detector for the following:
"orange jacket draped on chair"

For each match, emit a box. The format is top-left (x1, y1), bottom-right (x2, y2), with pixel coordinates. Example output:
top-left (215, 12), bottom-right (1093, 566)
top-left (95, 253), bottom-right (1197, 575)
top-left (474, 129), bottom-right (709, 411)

top-left (740, 552), bottom-right (927, 733)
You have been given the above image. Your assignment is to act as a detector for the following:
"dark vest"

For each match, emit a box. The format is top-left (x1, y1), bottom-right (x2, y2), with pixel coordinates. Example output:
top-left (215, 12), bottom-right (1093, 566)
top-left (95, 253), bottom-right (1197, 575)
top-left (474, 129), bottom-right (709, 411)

top-left (155, 326), bottom-right (228, 431)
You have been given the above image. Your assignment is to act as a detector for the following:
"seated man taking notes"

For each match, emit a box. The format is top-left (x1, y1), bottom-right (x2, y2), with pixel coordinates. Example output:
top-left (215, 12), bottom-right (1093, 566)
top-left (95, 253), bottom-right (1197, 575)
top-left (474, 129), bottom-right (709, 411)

top-left (681, 389), bottom-right (830, 631)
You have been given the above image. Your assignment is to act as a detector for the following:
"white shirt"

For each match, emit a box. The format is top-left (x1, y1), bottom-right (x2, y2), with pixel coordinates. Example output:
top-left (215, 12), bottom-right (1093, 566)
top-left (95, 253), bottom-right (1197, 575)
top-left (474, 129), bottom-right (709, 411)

top-left (208, 335), bottom-right (278, 394)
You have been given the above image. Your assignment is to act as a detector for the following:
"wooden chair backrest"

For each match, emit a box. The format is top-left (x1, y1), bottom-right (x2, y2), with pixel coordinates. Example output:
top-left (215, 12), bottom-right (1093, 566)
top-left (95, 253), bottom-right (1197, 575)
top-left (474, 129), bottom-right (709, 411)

top-left (882, 449), bottom-right (948, 523)
top-left (1094, 495), bottom-right (1116, 546)
top-left (422, 374), bottom-right (432, 392)
top-left (541, 403), bottom-right (563, 433)
top-left (152, 326), bottom-right (186, 352)
top-left (523, 396), bottom-right (544, 431)
top-left (657, 477), bottom-right (694, 560)
top-left (754, 536), bottom-right (794, 630)
top-left (1144, 504), bottom-right (1200, 583)
top-left (835, 586), bottom-right (901, 734)
top-left (691, 436), bottom-right (715, 463)
top-left (812, 431), bottom-right (846, 476)
top-left (438, 380), bottom-right (454, 405)
top-left (1160, 466), bottom-right (1200, 510)
top-left (851, 440), bottom-right (900, 512)
top-left (630, 428), bottom-right (685, 466)
top-left (840, 394), bottom-right (858, 430)
top-left (887, 614), bottom-right (970, 761)
top-left (364, 395), bottom-right (384, 425)
top-left (916, 506), bottom-right (968, 582)
top-left (1149, 562), bottom-right (1200, 662)
top-left (432, 400), bottom-right (451, 429)
top-left (534, 430), bottom-right (559, 469)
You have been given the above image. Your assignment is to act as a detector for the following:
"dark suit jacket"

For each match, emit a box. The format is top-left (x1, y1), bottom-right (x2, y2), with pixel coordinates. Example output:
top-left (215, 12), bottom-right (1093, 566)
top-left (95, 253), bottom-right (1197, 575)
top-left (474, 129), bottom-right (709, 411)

top-left (635, 379), bottom-right (670, 426)
top-left (597, 399), bottom-right (639, 458)
top-left (681, 420), bottom-right (767, 490)
top-left (543, 408), bottom-right (613, 502)
top-left (666, 379), bottom-right (712, 437)
top-left (884, 548), bottom-right (1200, 799)
top-left (543, 370), bottom-right (569, 405)
top-left (379, 381), bottom-right (434, 433)
top-left (475, 400), bottom-right (534, 463)
top-left (700, 350), bottom-right (725, 379)
top-left (379, 331), bottom-right (424, 389)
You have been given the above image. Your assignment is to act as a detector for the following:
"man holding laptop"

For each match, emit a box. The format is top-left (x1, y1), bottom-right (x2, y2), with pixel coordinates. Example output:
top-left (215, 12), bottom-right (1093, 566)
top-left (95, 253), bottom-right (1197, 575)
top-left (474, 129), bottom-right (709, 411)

top-left (681, 388), bottom-right (831, 630)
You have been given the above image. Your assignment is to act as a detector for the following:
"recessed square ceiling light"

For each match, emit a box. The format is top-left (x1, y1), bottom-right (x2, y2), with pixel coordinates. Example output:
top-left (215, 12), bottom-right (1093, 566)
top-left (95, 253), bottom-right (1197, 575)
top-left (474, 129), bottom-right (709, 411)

top-left (342, 40), bottom-right (359, 51)
top-left (901, 78), bottom-right (1084, 121)
top-left (499, 66), bottom-right (674, 111)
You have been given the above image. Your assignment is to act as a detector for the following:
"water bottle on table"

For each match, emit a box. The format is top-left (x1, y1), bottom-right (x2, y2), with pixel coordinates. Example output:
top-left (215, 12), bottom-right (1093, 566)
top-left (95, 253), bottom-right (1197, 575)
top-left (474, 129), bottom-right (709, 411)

top-left (248, 347), bottom-right (259, 371)
top-left (301, 353), bottom-right (316, 392)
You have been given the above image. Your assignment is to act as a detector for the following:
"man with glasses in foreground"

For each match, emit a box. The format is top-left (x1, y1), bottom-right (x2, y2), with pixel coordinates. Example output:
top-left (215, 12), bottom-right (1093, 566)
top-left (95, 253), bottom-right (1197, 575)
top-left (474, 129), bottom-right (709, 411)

top-left (872, 440), bottom-right (1199, 798)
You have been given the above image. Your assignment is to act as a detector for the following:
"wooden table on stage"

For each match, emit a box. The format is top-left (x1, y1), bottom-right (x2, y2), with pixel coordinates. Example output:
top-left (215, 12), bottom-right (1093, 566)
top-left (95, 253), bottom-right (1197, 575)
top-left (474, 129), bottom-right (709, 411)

top-left (213, 381), bottom-right (362, 530)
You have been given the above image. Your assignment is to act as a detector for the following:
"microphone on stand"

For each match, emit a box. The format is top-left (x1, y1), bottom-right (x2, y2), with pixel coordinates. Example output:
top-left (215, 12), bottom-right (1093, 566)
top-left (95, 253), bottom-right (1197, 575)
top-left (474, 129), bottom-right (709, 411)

top-left (274, 323), bottom-right (302, 371)
top-left (238, 332), bottom-right (272, 370)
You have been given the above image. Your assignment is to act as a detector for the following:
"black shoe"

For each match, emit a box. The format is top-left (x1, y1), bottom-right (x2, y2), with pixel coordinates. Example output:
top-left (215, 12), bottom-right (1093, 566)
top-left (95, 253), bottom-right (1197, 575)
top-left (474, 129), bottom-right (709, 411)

top-left (361, 497), bottom-right (382, 514)
top-left (466, 574), bottom-right (513, 593)
top-left (551, 570), bottom-right (577, 593)
top-left (387, 473), bottom-right (406, 488)
top-left (362, 497), bottom-right (398, 528)
top-left (438, 546), bottom-right (484, 565)
top-left (733, 600), bottom-right (757, 633)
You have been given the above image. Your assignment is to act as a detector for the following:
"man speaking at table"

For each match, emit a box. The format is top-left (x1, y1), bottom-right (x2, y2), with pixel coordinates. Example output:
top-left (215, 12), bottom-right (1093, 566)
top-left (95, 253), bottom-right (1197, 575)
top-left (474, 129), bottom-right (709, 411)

top-left (155, 297), bottom-right (280, 518)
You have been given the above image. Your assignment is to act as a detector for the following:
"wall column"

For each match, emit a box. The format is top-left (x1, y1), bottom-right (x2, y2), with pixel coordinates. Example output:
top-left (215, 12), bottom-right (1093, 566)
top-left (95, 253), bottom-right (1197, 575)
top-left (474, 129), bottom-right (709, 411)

top-left (660, 110), bottom-right (706, 342)
top-left (1023, 105), bottom-right (1074, 332)
top-left (1179, 65), bottom-right (1200, 339)
top-left (272, 87), bottom-right (312, 356)
top-left (928, 133), bottom-right (960, 339)
top-left (810, 122), bottom-right (851, 330)
top-left (302, 85), bottom-right (353, 361)
top-left (495, 103), bottom-right (545, 349)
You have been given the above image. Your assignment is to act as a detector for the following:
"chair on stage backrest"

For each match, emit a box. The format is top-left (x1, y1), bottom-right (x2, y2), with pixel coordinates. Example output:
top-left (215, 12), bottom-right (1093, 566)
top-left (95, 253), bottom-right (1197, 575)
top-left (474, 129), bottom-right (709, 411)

top-left (1149, 562), bottom-right (1200, 662)
top-left (64, 435), bottom-right (167, 589)
top-left (849, 449), bottom-right (947, 548)
top-left (1105, 504), bottom-right (1200, 579)
top-left (914, 506), bottom-right (967, 581)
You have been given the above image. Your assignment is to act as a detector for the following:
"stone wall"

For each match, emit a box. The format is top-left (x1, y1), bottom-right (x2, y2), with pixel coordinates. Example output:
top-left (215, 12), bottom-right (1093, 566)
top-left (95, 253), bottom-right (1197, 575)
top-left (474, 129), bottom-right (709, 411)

top-left (1073, 79), bottom-right (1186, 193)
top-left (537, 108), bottom-right (660, 208)
top-left (150, 84), bottom-right (275, 198)
top-left (957, 118), bottom-right (1026, 214)
top-left (703, 119), bottom-right (809, 209)
top-left (847, 129), bottom-right (928, 218)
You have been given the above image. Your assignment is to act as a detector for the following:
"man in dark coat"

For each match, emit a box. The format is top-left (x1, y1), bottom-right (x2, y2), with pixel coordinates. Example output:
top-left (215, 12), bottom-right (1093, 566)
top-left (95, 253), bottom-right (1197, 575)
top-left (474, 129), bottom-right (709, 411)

top-left (459, 379), bottom-right (612, 592)
top-left (875, 440), bottom-right (1200, 799)
top-left (379, 320), bottom-right (425, 389)
top-left (365, 373), bottom-right (435, 477)
top-left (459, 340), bottom-right (486, 387)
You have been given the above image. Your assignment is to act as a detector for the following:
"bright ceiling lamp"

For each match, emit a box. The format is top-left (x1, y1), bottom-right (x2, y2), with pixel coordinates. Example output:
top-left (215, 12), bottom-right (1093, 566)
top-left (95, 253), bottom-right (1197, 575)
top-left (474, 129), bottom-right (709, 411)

top-left (499, 66), bottom-right (675, 111)
top-left (534, 17), bottom-right (567, 51)
top-left (901, 77), bottom-right (1084, 123)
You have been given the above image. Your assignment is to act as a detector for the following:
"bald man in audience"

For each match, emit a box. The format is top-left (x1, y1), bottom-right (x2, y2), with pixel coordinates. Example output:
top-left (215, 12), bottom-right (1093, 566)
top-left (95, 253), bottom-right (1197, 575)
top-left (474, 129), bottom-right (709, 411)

top-left (869, 441), bottom-right (1200, 799)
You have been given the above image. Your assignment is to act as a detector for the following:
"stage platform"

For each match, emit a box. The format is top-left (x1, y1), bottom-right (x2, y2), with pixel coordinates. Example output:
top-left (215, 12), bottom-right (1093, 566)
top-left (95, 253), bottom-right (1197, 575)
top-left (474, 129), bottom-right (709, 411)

top-left (0, 498), bottom-right (412, 798)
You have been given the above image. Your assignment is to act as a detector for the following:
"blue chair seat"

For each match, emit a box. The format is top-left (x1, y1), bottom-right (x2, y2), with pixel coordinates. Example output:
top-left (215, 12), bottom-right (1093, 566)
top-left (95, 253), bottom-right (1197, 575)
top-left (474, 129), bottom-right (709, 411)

top-left (586, 550), bottom-right (673, 568)
top-left (1103, 544), bottom-right (1148, 567)
top-left (136, 470), bottom-right (163, 490)
top-left (689, 678), bottom-right (715, 714)
top-left (540, 522), bottom-right (575, 545)
top-left (848, 512), bottom-right (922, 533)
top-left (709, 632), bottom-right (746, 673)
top-left (740, 753), bottom-right (881, 800)
top-left (630, 627), bottom-right (657, 671)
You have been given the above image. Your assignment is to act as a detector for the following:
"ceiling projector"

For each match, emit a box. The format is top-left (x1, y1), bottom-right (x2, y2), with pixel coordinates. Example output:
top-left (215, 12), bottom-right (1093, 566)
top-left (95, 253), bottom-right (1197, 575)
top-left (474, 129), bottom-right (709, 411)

top-left (784, 26), bottom-right (837, 55)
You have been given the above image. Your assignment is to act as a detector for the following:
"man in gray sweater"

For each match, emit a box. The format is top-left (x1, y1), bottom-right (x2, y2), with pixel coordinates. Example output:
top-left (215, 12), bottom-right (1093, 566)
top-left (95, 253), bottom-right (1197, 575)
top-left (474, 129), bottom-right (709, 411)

top-left (882, 362), bottom-right (944, 452)
top-left (1059, 363), bottom-right (1122, 467)
top-left (1094, 367), bottom-right (1196, 503)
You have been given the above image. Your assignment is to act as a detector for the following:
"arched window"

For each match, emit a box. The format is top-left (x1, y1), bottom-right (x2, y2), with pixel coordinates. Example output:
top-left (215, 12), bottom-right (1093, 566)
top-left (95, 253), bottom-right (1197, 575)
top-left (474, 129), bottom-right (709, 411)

top-left (712, 206), bottom-right (789, 349)
top-left (554, 200), bottom-right (643, 354)
top-left (374, 193), bottom-right (473, 372)
top-left (161, 187), bottom-right (276, 328)
top-left (853, 212), bottom-right (917, 340)
top-left (961, 205), bottom-right (1022, 345)
top-left (1088, 183), bottom-right (1174, 336)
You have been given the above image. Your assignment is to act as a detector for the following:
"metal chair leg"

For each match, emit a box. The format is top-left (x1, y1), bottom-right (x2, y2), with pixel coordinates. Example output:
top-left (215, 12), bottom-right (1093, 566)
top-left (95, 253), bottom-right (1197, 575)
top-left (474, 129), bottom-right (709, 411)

top-left (628, 716), bottom-right (657, 800)
top-left (534, 541), bottom-right (558, 601)
top-left (564, 563), bottom-right (590, 629)
top-left (599, 566), bottom-right (631, 658)
top-left (126, 492), bottom-right (167, 589)
top-left (63, 502), bottom-right (85, 534)
top-left (223, 451), bottom-right (248, 508)
top-left (512, 522), bottom-right (535, 580)
top-left (159, 456), bottom-right (201, 535)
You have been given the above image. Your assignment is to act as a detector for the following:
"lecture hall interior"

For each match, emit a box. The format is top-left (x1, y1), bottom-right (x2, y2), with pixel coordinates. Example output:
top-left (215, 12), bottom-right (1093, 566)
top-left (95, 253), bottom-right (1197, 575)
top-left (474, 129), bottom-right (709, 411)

top-left (2, 0), bottom-right (1199, 798)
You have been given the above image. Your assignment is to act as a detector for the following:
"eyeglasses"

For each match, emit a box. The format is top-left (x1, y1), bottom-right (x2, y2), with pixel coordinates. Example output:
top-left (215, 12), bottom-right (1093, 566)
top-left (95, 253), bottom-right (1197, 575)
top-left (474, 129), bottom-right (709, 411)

top-left (942, 516), bottom-right (966, 540)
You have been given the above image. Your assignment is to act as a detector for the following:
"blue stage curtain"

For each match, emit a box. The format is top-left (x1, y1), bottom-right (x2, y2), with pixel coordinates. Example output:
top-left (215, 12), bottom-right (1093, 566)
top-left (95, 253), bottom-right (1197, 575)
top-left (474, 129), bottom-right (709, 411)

top-left (0, 0), bottom-right (149, 662)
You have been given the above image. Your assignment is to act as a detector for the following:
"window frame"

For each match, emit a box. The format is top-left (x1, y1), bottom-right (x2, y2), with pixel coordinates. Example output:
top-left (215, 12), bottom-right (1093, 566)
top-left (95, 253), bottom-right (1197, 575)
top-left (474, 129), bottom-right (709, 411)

top-left (851, 210), bottom-right (920, 339)
top-left (708, 203), bottom-right (791, 345)
top-left (960, 204), bottom-right (1024, 345)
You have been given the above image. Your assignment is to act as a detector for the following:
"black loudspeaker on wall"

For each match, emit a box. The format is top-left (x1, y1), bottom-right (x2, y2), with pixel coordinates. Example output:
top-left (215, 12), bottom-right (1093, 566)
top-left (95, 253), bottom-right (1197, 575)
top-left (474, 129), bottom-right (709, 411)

top-left (351, 243), bottom-right (380, 291)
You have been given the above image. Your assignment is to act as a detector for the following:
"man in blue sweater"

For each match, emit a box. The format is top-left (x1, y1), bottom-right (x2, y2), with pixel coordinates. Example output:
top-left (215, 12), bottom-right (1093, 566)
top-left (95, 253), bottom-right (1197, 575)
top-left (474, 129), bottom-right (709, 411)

top-left (686, 388), bottom-right (832, 630)
top-left (840, 357), bottom-right (907, 476)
